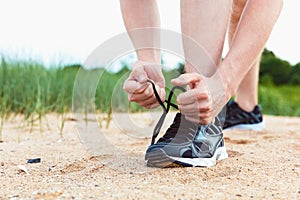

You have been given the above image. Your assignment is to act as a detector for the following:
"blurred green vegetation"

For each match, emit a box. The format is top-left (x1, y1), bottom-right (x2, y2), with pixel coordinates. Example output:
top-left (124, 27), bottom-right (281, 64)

top-left (258, 85), bottom-right (300, 116)
top-left (260, 49), bottom-right (300, 85)
top-left (0, 48), bottom-right (299, 122)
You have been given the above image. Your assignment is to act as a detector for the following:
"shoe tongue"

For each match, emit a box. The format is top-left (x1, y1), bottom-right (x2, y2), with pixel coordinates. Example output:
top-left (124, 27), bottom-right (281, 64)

top-left (172, 113), bottom-right (199, 130)
top-left (172, 112), bottom-right (183, 126)
top-left (179, 114), bottom-right (199, 129)
top-left (169, 113), bottom-right (200, 143)
top-left (158, 113), bottom-right (195, 142)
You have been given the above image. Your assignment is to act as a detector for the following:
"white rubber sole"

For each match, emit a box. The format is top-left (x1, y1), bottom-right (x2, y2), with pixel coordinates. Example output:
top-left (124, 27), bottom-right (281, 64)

top-left (169, 146), bottom-right (228, 167)
top-left (224, 122), bottom-right (265, 131)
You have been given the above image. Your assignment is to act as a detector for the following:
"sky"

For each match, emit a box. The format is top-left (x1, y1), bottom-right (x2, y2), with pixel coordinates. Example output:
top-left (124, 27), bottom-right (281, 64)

top-left (0, 0), bottom-right (299, 69)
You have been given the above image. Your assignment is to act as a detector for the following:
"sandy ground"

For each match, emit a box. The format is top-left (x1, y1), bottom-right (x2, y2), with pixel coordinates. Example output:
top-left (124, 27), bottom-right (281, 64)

top-left (0, 112), bottom-right (300, 200)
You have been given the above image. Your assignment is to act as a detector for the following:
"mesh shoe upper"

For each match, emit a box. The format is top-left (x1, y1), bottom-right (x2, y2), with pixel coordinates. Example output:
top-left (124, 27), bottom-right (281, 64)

top-left (223, 100), bottom-right (263, 130)
top-left (145, 113), bottom-right (225, 165)
top-left (156, 113), bottom-right (198, 144)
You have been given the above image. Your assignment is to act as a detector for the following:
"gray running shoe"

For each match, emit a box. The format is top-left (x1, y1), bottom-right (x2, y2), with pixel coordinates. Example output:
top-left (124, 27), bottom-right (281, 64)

top-left (145, 80), bottom-right (228, 168)
top-left (145, 113), bottom-right (228, 167)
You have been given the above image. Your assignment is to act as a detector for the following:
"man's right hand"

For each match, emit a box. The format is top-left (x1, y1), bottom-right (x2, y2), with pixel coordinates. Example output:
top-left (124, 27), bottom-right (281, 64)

top-left (123, 61), bottom-right (166, 109)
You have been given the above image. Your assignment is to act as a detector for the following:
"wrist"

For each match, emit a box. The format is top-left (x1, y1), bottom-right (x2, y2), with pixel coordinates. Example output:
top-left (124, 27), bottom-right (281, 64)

top-left (137, 49), bottom-right (161, 65)
top-left (218, 60), bottom-right (239, 100)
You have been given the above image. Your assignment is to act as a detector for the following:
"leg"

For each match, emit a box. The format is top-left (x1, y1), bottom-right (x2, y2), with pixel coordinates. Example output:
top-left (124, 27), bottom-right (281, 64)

top-left (181, 0), bottom-right (232, 75)
top-left (175, 0), bottom-right (232, 124)
top-left (235, 57), bottom-right (260, 112)
top-left (228, 0), bottom-right (260, 112)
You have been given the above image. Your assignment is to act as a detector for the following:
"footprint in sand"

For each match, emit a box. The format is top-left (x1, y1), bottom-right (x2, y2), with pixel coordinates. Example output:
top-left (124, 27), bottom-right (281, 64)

top-left (224, 137), bottom-right (256, 145)
top-left (226, 150), bottom-right (244, 157)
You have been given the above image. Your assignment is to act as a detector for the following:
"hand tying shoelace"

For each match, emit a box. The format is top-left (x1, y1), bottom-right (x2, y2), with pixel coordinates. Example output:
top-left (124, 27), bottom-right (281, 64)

top-left (146, 79), bottom-right (186, 145)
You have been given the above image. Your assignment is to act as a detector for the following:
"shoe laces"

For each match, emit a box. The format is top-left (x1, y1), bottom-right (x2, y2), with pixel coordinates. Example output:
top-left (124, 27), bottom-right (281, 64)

top-left (147, 79), bottom-right (186, 145)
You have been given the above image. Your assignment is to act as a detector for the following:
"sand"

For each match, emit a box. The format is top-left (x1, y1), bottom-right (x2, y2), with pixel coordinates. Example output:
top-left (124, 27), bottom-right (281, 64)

top-left (0, 112), bottom-right (299, 200)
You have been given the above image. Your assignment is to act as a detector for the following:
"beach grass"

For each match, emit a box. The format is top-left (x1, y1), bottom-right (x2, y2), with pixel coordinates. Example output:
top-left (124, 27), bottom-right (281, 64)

top-left (0, 58), bottom-right (299, 139)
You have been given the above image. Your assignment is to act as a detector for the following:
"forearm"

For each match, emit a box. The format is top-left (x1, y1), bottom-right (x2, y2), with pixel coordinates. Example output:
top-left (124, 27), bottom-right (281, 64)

top-left (221, 0), bottom-right (283, 95)
top-left (120, 0), bottom-right (161, 64)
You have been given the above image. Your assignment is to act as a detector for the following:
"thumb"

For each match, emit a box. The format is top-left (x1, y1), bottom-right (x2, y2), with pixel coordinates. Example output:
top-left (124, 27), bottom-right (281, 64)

top-left (131, 67), bottom-right (148, 84)
top-left (123, 79), bottom-right (147, 93)
top-left (171, 73), bottom-right (202, 88)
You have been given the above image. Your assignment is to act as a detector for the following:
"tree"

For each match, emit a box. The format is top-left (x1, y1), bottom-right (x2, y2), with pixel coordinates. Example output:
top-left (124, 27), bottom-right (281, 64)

top-left (259, 49), bottom-right (292, 85)
top-left (290, 62), bottom-right (300, 85)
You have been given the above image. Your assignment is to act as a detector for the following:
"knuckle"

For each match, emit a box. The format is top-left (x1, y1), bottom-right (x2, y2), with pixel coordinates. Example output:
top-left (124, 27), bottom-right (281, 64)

top-left (178, 104), bottom-right (182, 111)
top-left (198, 105), bottom-right (206, 112)
top-left (129, 97), bottom-right (135, 102)
top-left (123, 82), bottom-right (130, 92)
top-left (204, 114), bottom-right (211, 120)
top-left (196, 92), bottom-right (208, 100)
top-left (128, 95), bottom-right (135, 102)
top-left (195, 92), bottom-right (203, 100)
top-left (176, 97), bottom-right (182, 104)
top-left (198, 105), bottom-right (202, 112)
top-left (139, 102), bottom-right (146, 107)
top-left (144, 86), bottom-right (153, 97)
top-left (199, 113), bottom-right (211, 124)
top-left (202, 119), bottom-right (210, 124)
top-left (143, 89), bottom-right (149, 96)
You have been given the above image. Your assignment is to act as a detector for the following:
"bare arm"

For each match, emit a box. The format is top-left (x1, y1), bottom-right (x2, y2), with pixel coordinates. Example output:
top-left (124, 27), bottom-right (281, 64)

top-left (221, 0), bottom-right (283, 96)
top-left (171, 0), bottom-right (283, 124)
top-left (120, 0), bottom-right (165, 108)
top-left (120, 0), bottom-right (161, 64)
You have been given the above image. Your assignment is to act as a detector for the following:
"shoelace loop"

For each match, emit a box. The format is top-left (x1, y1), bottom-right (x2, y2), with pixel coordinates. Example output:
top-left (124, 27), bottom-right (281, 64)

top-left (147, 79), bottom-right (186, 145)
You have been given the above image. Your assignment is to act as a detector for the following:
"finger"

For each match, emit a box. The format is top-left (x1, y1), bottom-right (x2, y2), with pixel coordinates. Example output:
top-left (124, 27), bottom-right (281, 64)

top-left (142, 82), bottom-right (166, 102)
top-left (176, 90), bottom-right (197, 105)
top-left (179, 102), bottom-right (198, 115)
top-left (184, 115), bottom-right (211, 125)
top-left (176, 89), bottom-right (208, 106)
top-left (135, 86), bottom-right (165, 107)
top-left (179, 102), bottom-right (211, 115)
top-left (128, 84), bottom-right (165, 108)
top-left (131, 64), bottom-right (148, 84)
top-left (145, 86), bottom-right (166, 107)
top-left (171, 73), bottom-right (202, 88)
top-left (129, 85), bottom-right (154, 101)
top-left (184, 115), bottom-right (200, 124)
top-left (139, 98), bottom-right (160, 109)
top-left (129, 93), bottom-right (158, 109)
top-left (123, 79), bottom-right (148, 94)
top-left (131, 90), bottom-right (159, 108)
top-left (151, 84), bottom-right (166, 102)
top-left (158, 87), bottom-right (166, 102)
